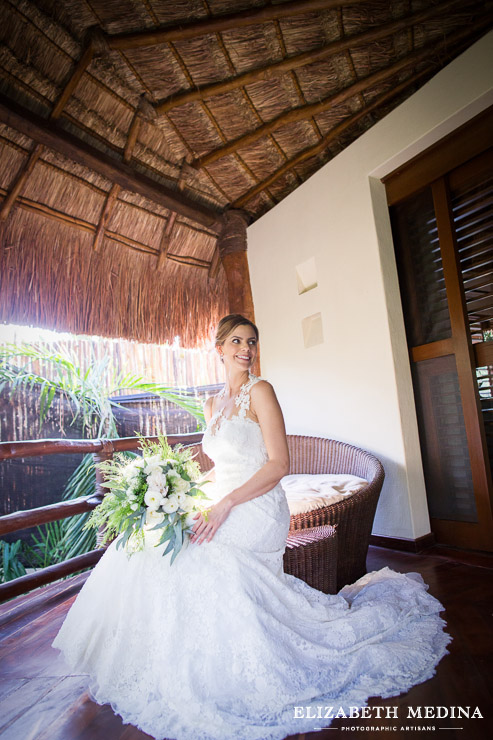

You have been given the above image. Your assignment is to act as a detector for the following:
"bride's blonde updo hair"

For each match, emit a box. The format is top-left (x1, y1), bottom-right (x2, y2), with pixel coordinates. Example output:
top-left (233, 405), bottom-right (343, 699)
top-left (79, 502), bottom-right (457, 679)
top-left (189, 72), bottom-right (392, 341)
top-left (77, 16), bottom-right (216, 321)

top-left (215, 314), bottom-right (259, 363)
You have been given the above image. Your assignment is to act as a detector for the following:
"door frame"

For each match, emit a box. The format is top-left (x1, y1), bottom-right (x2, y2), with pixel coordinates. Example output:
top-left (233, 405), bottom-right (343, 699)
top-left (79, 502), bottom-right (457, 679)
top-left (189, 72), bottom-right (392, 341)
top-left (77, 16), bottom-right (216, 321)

top-left (384, 106), bottom-right (493, 550)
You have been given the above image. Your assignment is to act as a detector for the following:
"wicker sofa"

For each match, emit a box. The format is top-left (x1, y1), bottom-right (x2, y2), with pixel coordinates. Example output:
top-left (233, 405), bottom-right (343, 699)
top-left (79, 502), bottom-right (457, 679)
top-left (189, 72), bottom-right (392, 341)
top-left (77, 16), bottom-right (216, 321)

top-left (185, 434), bottom-right (385, 592)
top-left (285, 435), bottom-right (385, 590)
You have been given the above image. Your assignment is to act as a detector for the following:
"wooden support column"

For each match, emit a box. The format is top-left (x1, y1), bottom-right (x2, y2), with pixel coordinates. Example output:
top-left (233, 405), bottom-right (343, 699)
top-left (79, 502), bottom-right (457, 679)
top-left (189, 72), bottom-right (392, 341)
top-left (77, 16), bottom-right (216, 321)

top-left (216, 210), bottom-right (260, 373)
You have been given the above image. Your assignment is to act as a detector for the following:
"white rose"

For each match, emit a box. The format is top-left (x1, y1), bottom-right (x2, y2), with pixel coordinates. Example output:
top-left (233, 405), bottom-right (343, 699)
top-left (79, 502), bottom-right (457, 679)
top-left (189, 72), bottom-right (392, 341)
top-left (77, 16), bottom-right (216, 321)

top-left (181, 496), bottom-right (196, 512)
top-left (161, 495), bottom-right (180, 513)
top-left (148, 475), bottom-right (168, 499)
top-left (146, 509), bottom-right (165, 526)
top-left (173, 477), bottom-right (191, 495)
top-left (130, 502), bottom-right (140, 511)
top-left (175, 491), bottom-right (188, 507)
top-left (144, 455), bottom-right (163, 475)
top-left (134, 457), bottom-right (145, 469)
top-left (148, 469), bottom-right (165, 486)
top-left (145, 489), bottom-right (162, 511)
top-left (123, 462), bottom-right (139, 481)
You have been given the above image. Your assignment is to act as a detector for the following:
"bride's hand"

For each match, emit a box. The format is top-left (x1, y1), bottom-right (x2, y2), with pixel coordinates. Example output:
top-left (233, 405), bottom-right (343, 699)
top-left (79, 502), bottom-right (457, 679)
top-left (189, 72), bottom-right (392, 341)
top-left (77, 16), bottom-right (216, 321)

top-left (190, 497), bottom-right (233, 544)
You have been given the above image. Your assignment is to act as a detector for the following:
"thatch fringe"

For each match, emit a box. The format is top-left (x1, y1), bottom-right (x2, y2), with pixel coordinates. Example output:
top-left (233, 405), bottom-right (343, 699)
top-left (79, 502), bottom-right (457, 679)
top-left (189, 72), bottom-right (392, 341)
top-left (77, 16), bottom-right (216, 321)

top-left (0, 206), bottom-right (228, 348)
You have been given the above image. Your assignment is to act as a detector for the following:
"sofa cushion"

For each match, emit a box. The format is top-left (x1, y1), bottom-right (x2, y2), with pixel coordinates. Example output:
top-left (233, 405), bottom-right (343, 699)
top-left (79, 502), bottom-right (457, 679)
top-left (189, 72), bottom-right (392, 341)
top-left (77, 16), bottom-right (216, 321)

top-left (280, 473), bottom-right (368, 516)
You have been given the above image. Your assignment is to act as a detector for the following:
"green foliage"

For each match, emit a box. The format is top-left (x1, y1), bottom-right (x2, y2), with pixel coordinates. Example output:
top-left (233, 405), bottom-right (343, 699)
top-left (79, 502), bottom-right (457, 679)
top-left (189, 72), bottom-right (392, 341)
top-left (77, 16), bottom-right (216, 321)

top-left (0, 342), bottom-right (208, 574)
top-left (0, 539), bottom-right (27, 582)
top-left (84, 451), bottom-right (146, 548)
top-left (23, 521), bottom-right (66, 569)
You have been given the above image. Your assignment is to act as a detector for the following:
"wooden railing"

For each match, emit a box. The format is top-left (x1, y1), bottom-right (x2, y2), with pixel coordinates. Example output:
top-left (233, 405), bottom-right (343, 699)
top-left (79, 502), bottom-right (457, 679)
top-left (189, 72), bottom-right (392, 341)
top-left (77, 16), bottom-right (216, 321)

top-left (0, 433), bottom-right (203, 602)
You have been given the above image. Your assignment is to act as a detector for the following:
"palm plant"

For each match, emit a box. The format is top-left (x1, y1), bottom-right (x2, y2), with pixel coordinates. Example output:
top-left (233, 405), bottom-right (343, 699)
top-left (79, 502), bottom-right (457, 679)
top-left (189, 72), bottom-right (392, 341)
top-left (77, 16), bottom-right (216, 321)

top-left (0, 342), bottom-right (206, 573)
top-left (0, 540), bottom-right (27, 582)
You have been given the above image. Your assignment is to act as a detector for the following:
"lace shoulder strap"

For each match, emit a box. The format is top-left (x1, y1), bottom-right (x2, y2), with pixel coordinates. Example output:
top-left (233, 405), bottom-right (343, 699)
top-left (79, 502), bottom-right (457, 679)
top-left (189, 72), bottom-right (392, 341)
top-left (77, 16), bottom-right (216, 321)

top-left (235, 373), bottom-right (263, 418)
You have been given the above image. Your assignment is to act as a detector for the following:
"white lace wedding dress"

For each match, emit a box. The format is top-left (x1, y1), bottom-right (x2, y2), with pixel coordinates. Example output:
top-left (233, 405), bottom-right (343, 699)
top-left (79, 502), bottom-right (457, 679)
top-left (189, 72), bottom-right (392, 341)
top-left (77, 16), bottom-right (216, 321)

top-left (52, 373), bottom-right (451, 740)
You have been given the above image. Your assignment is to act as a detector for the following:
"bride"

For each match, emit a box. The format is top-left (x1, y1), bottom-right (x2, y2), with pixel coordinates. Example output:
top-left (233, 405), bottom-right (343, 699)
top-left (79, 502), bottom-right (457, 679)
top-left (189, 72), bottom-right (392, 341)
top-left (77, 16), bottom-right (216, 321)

top-left (52, 313), bottom-right (451, 740)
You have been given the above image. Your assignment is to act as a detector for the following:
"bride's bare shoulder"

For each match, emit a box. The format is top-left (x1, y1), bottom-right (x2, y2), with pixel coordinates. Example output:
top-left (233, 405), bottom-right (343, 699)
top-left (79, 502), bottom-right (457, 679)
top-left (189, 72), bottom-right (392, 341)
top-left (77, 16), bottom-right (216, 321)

top-left (251, 378), bottom-right (276, 398)
top-left (250, 379), bottom-right (279, 415)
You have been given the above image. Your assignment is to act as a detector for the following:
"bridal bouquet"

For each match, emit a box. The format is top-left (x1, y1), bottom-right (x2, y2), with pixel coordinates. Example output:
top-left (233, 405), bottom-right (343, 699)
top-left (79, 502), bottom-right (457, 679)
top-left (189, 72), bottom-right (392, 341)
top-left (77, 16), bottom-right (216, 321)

top-left (84, 435), bottom-right (212, 564)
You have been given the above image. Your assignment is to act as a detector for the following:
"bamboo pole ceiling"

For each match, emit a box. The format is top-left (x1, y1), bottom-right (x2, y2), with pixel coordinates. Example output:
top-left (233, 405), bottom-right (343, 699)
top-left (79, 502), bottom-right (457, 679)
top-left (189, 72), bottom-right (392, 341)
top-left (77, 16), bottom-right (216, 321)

top-left (0, 0), bottom-right (491, 347)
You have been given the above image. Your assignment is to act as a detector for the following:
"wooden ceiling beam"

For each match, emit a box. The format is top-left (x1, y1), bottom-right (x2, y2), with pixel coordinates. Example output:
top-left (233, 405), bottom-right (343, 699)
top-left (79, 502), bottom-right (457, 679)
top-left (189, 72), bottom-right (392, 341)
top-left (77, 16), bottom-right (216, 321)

top-left (108, 0), bottom-right (366, 50)
top-left (192, 15), bottom-right (493, 170)
top-left (92, 98), bottom-right (148, 252)
top-left (92, 183), bottom-right (120, 252)
top-left (157, 211), bottom-right (177, 269)
top-left (234, 32), bottom-right (480, 209)
top-left (157, 159), bottom-right (188, 270)
top-left (0, 93), bottom-right (222, 228)
top-left (233, 65), bottom-right (438, 208)
top-left (0, 143), bottom-right (42, 222)
top-left (155, 0), bottom-right (473, 115)
top-left (0, 131), bottom-right (218, 240)
top-left (51, 41), bottom-right (95, 120)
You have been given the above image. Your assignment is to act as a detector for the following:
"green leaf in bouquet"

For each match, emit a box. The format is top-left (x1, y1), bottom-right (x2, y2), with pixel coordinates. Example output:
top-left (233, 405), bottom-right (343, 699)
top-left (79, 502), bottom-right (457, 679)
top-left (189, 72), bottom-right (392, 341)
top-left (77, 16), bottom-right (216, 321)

top-left (156, 526), bottom-right (174, 546)
top-left (189, 489), bottom-right (211, 501)
top-left (116, 514), bottom-right (135, 536)
top-left (162, 535), bottom-right (176, 557)
top-left (102, 480), bottom-right (124, 491)
top-left (170, 537), bottom-right (183, 565)
top-left (174, 519), bottom-right (183, 545)
top-left (120, 524), bottom-right (135, 551)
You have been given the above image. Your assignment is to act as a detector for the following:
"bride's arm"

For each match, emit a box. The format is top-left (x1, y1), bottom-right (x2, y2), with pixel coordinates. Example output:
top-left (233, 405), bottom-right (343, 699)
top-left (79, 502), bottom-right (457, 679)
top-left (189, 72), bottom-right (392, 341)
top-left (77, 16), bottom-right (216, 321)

top-left (191, 381), bottom-right (290, 544)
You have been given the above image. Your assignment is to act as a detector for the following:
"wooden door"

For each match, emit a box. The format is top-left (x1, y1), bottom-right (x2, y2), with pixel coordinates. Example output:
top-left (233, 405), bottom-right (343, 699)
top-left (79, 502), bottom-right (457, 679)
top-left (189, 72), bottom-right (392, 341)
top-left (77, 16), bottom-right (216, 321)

top-left (389, 147), bottom-right (493, 550)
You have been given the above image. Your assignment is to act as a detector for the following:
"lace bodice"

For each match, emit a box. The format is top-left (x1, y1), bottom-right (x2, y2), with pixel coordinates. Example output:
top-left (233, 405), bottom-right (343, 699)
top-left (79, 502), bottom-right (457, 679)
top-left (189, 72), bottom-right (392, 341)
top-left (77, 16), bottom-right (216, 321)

top-left (201, 373), bottom-right (288, 517)
top-left (202, 373), bottom-right (268, 476)
top-left (206, 372), bottom-right (263, 437)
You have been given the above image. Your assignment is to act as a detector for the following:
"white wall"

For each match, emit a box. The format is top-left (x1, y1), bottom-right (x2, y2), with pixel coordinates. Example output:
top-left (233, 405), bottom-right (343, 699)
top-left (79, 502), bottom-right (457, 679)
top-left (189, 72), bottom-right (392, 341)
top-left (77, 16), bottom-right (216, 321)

top-left (248, 31), bottom-right (493, 541)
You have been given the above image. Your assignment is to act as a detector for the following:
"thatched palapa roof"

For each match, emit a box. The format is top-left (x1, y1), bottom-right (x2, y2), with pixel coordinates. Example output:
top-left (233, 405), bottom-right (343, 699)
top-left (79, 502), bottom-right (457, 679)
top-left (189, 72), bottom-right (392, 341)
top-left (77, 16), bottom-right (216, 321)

top-left (0, 0), bottom-right (491, 347)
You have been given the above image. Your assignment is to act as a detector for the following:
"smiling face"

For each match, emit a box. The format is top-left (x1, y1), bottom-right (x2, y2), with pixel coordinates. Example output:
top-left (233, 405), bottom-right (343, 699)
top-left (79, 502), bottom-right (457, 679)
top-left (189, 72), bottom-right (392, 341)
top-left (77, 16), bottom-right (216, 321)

top-left (218, 323), bottom-right (258, 371)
